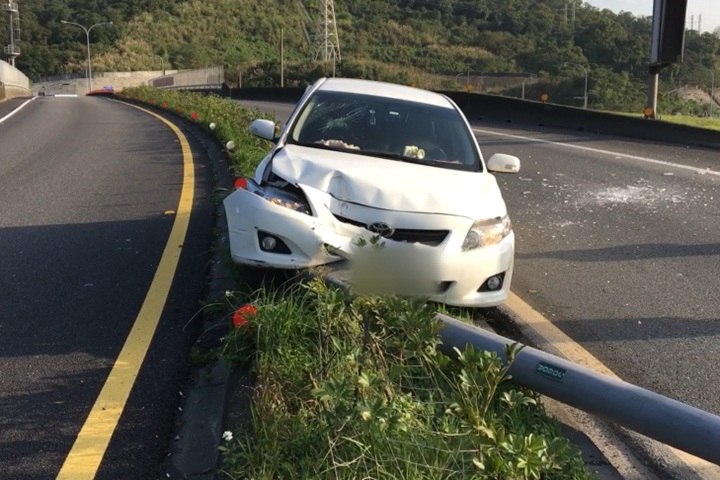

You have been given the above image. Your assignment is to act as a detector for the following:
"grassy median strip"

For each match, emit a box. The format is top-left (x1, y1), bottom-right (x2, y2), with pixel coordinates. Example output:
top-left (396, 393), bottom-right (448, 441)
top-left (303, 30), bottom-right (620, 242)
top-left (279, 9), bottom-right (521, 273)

top-left (217, 279), bottom-right (592, 480)
top-left (120, 87), bottom-right (594, 479)
top-left (119, 85), bottom-right (272, 177)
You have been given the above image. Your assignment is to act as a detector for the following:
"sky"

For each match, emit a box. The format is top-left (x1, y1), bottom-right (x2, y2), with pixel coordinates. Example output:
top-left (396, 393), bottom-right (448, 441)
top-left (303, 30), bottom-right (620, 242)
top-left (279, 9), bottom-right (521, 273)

top-left (585, 0), bottom-right (719, 33)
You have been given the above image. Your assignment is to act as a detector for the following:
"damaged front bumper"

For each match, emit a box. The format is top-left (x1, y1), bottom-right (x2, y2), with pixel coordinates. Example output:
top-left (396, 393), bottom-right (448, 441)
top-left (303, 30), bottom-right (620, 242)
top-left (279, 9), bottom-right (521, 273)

top-left (223, 184), bottom-right (514, 307)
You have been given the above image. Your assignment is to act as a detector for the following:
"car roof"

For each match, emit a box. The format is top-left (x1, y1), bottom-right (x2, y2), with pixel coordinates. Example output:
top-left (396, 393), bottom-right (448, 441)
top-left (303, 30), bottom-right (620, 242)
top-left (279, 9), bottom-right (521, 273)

top-left (316, 78), bottom-right (454, 109)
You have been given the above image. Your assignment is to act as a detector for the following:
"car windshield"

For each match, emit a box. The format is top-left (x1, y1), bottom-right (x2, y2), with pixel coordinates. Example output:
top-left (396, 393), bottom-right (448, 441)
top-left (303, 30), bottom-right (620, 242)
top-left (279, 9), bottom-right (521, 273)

top-left (288, 90), bottom-right (482, 171)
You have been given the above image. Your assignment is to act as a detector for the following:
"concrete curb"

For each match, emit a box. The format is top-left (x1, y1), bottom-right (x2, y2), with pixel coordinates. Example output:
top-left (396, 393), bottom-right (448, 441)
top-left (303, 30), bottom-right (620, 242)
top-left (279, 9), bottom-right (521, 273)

top-left (130, 105), bottom-right (239, 480)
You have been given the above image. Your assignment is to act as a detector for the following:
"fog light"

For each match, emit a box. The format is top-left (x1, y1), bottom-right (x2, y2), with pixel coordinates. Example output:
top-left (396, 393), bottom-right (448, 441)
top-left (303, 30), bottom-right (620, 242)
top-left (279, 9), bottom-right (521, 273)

top-left (486, 275), bottom-right (502, 291)
top-left (258, 231), bottom-right (292, 254)
top-left (261, 236), bottom-right (277, 251)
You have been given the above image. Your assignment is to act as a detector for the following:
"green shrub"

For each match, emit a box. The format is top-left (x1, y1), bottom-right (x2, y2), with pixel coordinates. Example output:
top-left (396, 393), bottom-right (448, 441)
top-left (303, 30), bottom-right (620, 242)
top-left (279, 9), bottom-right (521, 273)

top-left (119, 86), bottom-right (272, 176)
top-left (218, 280), bottom-right (593, 480)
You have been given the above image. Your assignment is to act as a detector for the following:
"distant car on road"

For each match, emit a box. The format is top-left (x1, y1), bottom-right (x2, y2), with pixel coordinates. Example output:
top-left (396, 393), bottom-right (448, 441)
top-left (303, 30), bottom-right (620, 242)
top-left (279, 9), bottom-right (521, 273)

top-left (223, 77), bottom-right (521, 307)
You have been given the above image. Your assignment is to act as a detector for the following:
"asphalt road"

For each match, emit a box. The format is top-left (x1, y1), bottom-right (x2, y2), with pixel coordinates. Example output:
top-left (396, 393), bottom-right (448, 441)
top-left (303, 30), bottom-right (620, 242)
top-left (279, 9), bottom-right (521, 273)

top-left (475, 125), bottom-right (720, 413)
top-left (0, 96), bottom-right (214, 479)
top-left (238, 99), bottom-right (720, 453)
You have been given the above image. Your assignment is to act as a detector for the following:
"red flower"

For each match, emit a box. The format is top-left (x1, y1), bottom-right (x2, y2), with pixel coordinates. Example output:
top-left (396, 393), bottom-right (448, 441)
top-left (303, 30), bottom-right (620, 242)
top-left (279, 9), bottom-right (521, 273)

top-left (190, 112), bottom-right (199, 121)
top-left (232, 304), bottom-right (258, 328)
top-left (149, 99), bottom-right (155, 105)
top-left (162, 102), bottom-right (168, 108)
top-left (138, 96), bottom-right (143, 102)
top-left (175, 107), bottom-right (182, 113)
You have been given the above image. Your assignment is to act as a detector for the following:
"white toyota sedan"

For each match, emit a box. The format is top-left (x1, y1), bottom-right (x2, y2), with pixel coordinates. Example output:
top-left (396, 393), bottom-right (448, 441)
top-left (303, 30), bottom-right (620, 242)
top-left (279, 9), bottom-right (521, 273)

top-left (223, 78), bottom-right (520, 307)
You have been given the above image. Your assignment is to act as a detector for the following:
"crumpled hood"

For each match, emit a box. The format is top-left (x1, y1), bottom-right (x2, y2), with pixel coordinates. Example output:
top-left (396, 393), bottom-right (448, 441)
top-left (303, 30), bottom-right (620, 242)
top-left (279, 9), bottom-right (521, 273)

top-left (271, 144), bottom-right (507, 219)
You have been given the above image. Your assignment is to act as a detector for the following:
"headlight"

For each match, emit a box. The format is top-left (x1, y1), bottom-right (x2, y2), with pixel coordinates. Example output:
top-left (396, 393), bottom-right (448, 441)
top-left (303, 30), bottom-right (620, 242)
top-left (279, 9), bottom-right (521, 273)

top-left (236, 178), bottom-right (311, 215)
top-left (461, 214), bottom-right (511, 251)
top-left (262, 187), bottom-right (310, 214)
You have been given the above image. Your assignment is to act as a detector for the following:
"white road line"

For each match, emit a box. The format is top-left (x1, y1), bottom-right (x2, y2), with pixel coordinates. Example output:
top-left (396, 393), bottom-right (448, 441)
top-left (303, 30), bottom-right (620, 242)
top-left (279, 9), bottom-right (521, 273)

top-left (0, 96), bottom-right (39, 125)
top-left (474, 127), bottom-right (720, 177)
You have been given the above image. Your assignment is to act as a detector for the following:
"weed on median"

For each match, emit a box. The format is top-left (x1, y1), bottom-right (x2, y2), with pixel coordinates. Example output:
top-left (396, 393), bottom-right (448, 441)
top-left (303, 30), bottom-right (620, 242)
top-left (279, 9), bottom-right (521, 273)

top-left (217, 278), bottom-right (593, 480)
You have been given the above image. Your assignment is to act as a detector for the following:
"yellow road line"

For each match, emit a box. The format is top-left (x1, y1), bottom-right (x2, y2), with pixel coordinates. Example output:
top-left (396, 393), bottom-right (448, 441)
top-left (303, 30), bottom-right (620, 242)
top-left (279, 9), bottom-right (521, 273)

top-left (56, 104), bottom-right (195, 480)
top-left (506, 292), bottom-right (720, 479)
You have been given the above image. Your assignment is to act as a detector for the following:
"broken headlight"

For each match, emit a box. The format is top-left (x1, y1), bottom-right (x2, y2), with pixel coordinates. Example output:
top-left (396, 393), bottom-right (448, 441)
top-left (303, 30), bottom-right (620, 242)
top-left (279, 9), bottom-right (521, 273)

top-left (235, 178), bottom-right (311, 215)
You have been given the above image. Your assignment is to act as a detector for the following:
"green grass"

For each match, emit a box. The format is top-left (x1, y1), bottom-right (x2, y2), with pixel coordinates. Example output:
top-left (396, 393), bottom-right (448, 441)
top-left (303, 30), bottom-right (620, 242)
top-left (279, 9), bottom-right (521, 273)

top-left (217, 280), bottom-right (595, 480)
top-left (658, 114), bottom-right (720, 131)
top-left (600, 108), bottom-right (720, 132)
top-left (118, 86), bottom-right (273, 176)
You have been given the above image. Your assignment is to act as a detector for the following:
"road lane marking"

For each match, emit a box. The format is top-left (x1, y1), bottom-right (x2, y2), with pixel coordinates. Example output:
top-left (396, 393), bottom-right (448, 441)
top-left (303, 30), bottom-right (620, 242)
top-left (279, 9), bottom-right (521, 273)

top-left (0, 96), bottom-right (38, 125)
top-left (505, 292), bottom-right (720, 480)
top-left (56, 104), bottom-right (195, 480)
top-left (473, 127), bottom-right (720, 177)
top-left (481, 124), bottom-right (720, 477)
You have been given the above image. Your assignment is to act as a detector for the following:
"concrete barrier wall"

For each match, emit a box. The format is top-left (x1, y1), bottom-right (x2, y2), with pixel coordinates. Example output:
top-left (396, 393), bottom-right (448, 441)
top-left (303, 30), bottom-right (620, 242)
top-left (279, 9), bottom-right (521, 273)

top-left (440, 90), bottom-right (720, 150)
top-left (0, 60), bottom-right (31, 101)
top-left (150, 66), bottom-right (224, 90)
top-left (32, 70), bottom-right (181, 96)
top-left (0, 84), bottom-right (32, 101)
top-left (228, 86), bottom-right (720, 151)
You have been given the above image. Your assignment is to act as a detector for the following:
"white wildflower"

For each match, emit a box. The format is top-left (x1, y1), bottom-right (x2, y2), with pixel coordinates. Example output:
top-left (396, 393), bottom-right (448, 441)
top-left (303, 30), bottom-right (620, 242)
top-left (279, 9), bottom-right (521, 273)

top-left (222, 430), bottom-right (233, 442)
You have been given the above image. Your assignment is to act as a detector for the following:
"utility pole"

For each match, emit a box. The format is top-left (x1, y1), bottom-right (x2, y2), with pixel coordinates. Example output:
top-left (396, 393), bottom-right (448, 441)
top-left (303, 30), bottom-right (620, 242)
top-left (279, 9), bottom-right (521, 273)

top-left (563, 62), bottom-right (588, 109)
top-left (280, 28), bottom-right (284, 87)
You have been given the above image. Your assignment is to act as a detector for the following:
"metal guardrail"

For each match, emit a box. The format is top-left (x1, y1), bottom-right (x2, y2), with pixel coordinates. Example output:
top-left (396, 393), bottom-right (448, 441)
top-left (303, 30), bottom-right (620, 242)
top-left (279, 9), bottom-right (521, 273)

top-left (435, 313), bottom-right (720, 466)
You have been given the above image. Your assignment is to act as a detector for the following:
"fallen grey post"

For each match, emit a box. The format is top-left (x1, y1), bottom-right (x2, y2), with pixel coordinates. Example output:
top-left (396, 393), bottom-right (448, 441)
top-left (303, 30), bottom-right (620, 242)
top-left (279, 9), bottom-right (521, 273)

top-left (435, 313), bottom-right (720, 466)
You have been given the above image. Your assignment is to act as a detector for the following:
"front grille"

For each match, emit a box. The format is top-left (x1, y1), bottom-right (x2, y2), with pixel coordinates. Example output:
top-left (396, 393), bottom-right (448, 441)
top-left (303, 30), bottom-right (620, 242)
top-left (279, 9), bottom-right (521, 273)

top-left (333, 214), bottom-right (449, 247)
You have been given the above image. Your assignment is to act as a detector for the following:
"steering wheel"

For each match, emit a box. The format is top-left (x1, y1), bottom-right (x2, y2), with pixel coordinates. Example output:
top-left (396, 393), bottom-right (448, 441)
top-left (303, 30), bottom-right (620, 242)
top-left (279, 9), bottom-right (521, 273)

top-left (421, 143), bottom-right (448, 161)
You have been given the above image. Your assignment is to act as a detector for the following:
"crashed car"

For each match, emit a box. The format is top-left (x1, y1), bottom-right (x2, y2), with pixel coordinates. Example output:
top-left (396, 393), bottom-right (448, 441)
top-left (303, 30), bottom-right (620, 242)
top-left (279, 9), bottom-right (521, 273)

top-left (223, 78), bottom-right (520, 307)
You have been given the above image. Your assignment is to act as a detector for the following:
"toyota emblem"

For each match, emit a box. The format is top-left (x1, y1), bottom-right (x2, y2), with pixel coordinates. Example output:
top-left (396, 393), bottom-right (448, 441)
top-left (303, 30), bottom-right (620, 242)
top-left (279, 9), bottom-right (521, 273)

top-left (367, 222), bottom-right (394, 238)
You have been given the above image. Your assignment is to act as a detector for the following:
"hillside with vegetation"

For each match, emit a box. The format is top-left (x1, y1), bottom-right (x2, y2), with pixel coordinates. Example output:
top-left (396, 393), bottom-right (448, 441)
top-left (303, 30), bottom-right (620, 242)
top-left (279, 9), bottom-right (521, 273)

top-left (14, 0), bottom-right (720, 112)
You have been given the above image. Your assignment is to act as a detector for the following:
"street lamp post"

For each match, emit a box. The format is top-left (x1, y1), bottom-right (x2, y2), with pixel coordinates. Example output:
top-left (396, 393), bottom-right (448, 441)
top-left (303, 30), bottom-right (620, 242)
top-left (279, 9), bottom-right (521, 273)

top-left (701, 66), bottom-right (716, 117)
top-left (693, 65), bottom-right (716, 117)
top-left (61, 20), bottom-right (113, 93)
top-left (154, 54), bottom-right (165, 75)
top-left (455, 72), bottom-right (464, 86)
top-left (712, 71), bottom-right (716, 118)
top-left (563, 62), bottom-right (588, 109)
top-left (706, 69), bottom-right (716, 118)
top-left (521, 74), bottom-right (538, 100)
top-left (455, 70), bottom-right (471, 89)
